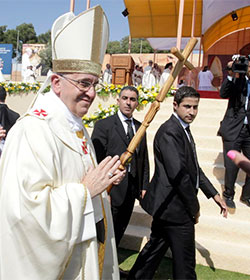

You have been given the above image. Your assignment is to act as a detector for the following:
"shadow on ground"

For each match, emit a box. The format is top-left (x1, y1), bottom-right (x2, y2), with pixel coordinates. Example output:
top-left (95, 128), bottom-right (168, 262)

top-left (118, 248), bottom-right (173, 280)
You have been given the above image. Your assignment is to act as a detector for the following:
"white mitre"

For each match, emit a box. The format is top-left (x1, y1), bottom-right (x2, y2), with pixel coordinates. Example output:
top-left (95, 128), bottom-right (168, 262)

top-left (52, 5), bottom-right (109, 76)
top-left (33, 5), bottom-right (109, 99)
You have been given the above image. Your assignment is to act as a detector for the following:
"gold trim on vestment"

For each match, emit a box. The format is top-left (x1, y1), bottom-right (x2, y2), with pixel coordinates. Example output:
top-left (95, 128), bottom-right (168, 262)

top-left (53, 59), bottom-right (101, 76)
top-left (58, 184), bottom-right (88, 280)
top-left (89, 150), bottom-right (107, 279)
top-left (98, 196), bottom-right (107, 279)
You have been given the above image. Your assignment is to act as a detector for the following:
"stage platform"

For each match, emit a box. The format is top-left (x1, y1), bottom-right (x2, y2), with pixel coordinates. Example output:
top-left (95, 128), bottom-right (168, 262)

top-left (198, 90), bottom-right (221, 99)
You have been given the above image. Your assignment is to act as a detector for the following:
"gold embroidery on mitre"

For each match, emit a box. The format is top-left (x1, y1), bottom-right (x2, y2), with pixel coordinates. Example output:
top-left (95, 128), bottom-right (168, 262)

top-left (53, 59), bottom-right (101, 76)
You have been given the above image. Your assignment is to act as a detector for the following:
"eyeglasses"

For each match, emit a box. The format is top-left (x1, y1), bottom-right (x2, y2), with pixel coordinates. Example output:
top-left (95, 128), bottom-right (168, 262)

top-left (58, 74), bottom-right (99, 91)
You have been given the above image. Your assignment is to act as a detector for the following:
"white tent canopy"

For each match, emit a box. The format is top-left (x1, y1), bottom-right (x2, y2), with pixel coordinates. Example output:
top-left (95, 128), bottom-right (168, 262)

top-left (147, 37), bottom-right (201, 51)
top-left (124, 0), bottom-right (250, 51)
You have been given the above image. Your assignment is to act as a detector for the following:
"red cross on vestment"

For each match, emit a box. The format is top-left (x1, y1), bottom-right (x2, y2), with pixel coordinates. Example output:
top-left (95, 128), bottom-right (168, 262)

top-left (33, 109), bottom-right (48, 117)
top-left (81, 141), bottom-right (88, 154)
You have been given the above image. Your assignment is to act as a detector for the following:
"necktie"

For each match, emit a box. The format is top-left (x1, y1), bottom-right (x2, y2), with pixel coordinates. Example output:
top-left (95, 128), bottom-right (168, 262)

top-left (125, 119), bottom-right (137, 177)
top-left (125, 119), bottom-right (134, 141)
top-left (186, 125), bottom-right (199, 189)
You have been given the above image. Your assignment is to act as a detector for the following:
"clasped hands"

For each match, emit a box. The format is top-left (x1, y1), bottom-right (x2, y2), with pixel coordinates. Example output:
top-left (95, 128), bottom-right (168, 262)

top-left (82, 155), bottom-right (126, 198)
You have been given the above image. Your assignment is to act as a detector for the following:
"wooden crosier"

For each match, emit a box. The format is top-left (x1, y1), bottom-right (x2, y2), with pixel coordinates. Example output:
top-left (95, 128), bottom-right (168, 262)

top-left (107, 37), bottom-right (198, 193)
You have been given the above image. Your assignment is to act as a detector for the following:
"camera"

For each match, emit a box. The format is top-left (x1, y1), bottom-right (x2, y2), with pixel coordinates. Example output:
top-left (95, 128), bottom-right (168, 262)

top-left (232, 55), bottom-right (250, 74)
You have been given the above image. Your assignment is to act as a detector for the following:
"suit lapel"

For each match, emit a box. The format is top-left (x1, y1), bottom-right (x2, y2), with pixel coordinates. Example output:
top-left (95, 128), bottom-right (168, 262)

top-left (171, 115), bottom-right (196, 165)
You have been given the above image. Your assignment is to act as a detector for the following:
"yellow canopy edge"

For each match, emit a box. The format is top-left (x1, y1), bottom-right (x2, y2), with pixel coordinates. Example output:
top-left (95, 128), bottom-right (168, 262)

top-left (203, 6), bottom-right (250, 52)
top-left (124, 0), bottom-right (250, 52)
top-left (124, 0), bottom-right (202, 38)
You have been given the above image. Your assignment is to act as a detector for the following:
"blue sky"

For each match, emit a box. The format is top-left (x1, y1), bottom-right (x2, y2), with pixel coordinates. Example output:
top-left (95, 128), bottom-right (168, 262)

top-left (0, 0), bottom-right (130, 41)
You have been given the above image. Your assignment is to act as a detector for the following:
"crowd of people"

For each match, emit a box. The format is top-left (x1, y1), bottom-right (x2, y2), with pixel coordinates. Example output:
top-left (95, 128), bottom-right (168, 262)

top-left (98, 59), bottom-right (181, 90)
top-left (0, 4), bottom-right (249, 280)
top-left (140, 60), bottom-right (175, 89)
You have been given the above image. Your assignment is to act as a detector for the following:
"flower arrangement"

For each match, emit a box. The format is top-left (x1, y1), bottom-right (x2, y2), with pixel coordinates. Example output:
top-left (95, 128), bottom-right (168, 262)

top-left (97, 83), bottom-right (175, 104)
top-left (83, 84), bottom-right (176, 127)
top-left (96, 83), bottom-right (123, 98)
top-left (1, 81), bottom-right (175, 127)
top-left (83, 104), bottom-right (119, 128)
top-left (0, 81), bottom-right (41, 95)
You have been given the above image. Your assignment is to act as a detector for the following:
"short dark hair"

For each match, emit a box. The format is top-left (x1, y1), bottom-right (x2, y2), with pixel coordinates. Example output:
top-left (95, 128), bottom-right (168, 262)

top-left (165, 62), bottom-right (173, 69)
top-left (202, 66), bottom-right (208, 72)
top-left (119, 85), bottom-right (139, 99)
top-left (174, 86), bottom-right (200, 105)
top-left (0, 85), bottom-right (7, 102)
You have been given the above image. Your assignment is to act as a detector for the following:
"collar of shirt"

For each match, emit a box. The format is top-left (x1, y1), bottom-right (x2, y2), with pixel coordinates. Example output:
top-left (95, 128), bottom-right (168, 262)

top-left (173, 112), bottom-right (191, 141)
top-left (227, 75), bottom-right (249, 82)
top-left (118, 109), bottom-right (135, 134)
top-left (45, 90), bottom-right (84, 132)
top-left (173, 112), bottom-right (189, 129)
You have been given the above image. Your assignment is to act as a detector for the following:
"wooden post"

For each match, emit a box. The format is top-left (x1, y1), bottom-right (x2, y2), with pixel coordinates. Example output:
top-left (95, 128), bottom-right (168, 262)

top-left (70, 0), bottom-right (75, 12)
top-left (86, 0), bottom-right (90, 9)
top-left (175, 0), bottom-right (185, 87)
top-left (190, 0), bottom-right (197, 64)
top-left (153, 50), bottom-right (156, 63)
top-left (198, 35), bottom-right (203, 68)
top-left (188, 0), bottom-right (197, 86)
top-left (176, 0), bottom-right (185, 50)
top-left (128, 35), bottom-right (132, 54)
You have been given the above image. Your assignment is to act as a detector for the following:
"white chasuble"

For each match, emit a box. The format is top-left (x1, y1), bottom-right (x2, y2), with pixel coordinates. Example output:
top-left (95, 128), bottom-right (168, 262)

top-left (0, 90), bottom-right (119, 280)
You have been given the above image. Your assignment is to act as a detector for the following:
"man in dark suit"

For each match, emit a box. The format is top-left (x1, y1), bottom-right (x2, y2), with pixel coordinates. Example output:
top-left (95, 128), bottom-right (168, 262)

top-left (218, 59), bottom-right (250, 208)
top-left (128, 86), bottom-right (227, 280)
top-left (0, 85), bottom-right (20, 135)
top-left (0, 85), bottom-right (19, 156)
top-left (91, 85), bottom-right (149, 247)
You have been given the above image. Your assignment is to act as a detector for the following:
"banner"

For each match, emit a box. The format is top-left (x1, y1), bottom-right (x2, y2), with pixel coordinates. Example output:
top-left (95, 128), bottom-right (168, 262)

top-left (0, 44), bottom-right (13, 75)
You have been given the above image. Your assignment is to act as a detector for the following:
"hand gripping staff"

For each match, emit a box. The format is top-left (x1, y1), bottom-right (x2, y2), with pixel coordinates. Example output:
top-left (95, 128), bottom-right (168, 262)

top-left (107, 37), bottom-right (198, 193)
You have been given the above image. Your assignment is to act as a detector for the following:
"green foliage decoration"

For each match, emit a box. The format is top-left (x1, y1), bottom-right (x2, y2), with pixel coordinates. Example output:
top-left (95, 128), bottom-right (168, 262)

top-left (1, 81), bottom-right (175, 127)
top-left (84, 83), bottom-right (176, 127)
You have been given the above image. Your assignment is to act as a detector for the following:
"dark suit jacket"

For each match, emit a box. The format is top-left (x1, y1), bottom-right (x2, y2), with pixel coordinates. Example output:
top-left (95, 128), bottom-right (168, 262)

top-left (218, 76), bottom-right (249, 141)
top-left (91, 113), bottom-right (149, 207)
top-left (141, 115), bottom-right (218, 224)
top-left (0, 104), bottom-right (20, 135)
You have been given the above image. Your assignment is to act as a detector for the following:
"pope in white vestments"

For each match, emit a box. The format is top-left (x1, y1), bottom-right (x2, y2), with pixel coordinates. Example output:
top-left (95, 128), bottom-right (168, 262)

top-left (0, 6), bottom-right (122, 280)
top-left (0, 90), bottom-right (119, 279)
top-left (22, 48), bottom-right (33, 82)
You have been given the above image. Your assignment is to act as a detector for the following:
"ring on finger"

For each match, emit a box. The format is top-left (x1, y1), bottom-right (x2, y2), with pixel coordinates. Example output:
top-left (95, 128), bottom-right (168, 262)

top-left (108, 172), bottom-right (113, 178)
